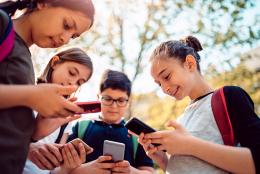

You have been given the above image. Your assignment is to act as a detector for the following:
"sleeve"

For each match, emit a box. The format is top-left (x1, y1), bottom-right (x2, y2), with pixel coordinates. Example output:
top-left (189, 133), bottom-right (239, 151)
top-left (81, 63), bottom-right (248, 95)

top-left (66, 122), bottom-right (79, 143)
top-left (223, 86), bottom-right (260, 173)
top-left (134, 144), bottom-right (154, 168)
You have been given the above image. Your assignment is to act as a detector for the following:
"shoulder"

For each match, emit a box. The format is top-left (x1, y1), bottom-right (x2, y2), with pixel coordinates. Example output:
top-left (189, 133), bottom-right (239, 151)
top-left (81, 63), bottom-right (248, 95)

top-left (223, 86), bottom-right (254, 107)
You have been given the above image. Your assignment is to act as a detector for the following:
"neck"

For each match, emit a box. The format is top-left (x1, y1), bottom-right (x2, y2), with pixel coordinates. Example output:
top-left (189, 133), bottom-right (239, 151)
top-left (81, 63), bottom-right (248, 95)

top-left (189, 75), bottom-right (213, 100)
top-left (100, 116), bottom-right (122, 124)
top-left (13, 15), bottom-right (33, 47)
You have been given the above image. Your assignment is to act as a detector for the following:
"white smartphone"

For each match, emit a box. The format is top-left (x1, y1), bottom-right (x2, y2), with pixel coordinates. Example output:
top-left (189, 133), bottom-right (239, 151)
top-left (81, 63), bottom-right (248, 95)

top-left (103, 140), bottom-right (125, 162)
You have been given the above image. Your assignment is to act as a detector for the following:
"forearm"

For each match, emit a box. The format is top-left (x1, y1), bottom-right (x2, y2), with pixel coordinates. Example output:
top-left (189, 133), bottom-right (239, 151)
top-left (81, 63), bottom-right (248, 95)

top-left (154, 154), bottom-right (168, 172)
top-left (69, 164), bottom-right (89, 174)
top-left (188, 137), bottom-right (255, 174)
top-left (132, 166), bottom-right (154, 174)
top-left (51, 167), bottom-right (73, 174)
top-left (0, 85), bottom-right (34, 109)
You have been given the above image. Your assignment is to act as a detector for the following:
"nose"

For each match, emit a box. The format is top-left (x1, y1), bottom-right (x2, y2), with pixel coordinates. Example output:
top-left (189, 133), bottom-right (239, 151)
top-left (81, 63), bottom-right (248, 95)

top-left (68, 78), bottom-right (78, 87)
top-left (111, 100), bottom-right (118, 108)
top-left (161, 83), bottom-right (170, 95)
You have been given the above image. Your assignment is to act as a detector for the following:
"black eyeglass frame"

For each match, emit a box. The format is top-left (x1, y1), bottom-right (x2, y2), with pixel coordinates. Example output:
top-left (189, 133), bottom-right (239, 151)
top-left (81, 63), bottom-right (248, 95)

top-left (100, 96), bottom-right (129, 107)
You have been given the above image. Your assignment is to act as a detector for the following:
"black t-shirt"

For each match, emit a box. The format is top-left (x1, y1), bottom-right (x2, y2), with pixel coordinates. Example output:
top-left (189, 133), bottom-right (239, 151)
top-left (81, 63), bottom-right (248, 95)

top-left (0, 10), bottom-right (36, 174)
top-left (223, 86), bottom-right (260, 174)
top-left (68, 120), bottom-right (154, 168)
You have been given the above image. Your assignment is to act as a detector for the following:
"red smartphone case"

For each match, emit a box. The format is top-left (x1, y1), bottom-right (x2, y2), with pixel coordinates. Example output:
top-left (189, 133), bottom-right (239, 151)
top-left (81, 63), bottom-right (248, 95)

top-left (75, 101), bottom-right (101, 114)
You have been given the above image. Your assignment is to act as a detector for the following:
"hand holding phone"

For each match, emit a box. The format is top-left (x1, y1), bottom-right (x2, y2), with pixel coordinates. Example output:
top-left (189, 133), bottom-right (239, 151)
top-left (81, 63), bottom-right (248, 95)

top-left (103, 140), bottom-right (125, 162)
top-left (68, 138), bottom-right (93, 155)
top-left (75, 101), bottom-right (101, 114)
top-left (125, 117), bottom-right (163, 148)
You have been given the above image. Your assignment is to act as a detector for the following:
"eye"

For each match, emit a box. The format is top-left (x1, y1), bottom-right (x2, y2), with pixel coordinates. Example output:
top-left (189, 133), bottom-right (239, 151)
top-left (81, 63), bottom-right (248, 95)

top-left (164, 73), bottom-right (170, 80)
top-left (77, 79), bottom-right (86, 86)
top-left (72, 34), bottom-right (79, 39)
top-left (118, 98), bottom-right (128, 103)
top-left (69, 70), bottom-right (76, 76)
top-left (104, 98), bottom-right (112, 102)
top-left (63, 19), bottom-right (72, 30)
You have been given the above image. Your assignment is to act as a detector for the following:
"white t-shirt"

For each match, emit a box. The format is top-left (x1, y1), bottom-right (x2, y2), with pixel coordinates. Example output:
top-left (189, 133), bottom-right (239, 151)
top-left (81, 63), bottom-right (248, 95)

top-left (166, 94), bottom-right (228, 174)
top-left (22, 123), bottom-right (74, 174)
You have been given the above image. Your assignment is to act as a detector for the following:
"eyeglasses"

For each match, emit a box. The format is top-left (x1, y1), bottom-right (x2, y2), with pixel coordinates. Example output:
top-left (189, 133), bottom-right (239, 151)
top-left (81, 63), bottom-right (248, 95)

top-left (101, 96), bottom-right (129, 107)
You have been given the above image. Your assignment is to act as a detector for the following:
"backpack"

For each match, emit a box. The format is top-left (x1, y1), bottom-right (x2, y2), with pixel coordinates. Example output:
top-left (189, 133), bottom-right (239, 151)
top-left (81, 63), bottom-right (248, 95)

top-left (77, 120), bottom-right (139, 161)
top-left (211, 87), bottom-right (235, 146)
top-left (0, 10), bottom-right (15, 62)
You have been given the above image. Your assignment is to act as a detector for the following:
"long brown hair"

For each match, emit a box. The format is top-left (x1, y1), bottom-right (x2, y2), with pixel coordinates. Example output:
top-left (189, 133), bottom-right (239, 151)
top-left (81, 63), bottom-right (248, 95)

top-left (0, 0), bottom-right (95, 26)
top-left (37, 47), bottom-right (93, 84)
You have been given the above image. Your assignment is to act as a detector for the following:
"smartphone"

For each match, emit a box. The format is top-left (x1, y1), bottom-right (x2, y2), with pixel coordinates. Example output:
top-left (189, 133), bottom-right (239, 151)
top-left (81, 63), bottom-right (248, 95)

top-left (75, 101), bottom-right (101, 114)
top-left (125, 117), bottom-right (156, 135)
top-left (103, 140), bottom-right (125, 162)
top-left (125, 117), bottom-right (163, 148)
top-left (68, 138), bottom-right (93, 155)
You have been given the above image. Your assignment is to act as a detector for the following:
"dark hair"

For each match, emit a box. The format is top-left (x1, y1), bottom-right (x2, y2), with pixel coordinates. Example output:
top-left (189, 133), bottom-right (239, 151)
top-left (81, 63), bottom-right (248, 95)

top-left (0, 0), bottom-right (95, 27)
top-left (150, 36), bottom-right (203, 71)
top-left (37, 47), bottom-right (93, 83)
top-left (99, 69), bottom-right (132, 97)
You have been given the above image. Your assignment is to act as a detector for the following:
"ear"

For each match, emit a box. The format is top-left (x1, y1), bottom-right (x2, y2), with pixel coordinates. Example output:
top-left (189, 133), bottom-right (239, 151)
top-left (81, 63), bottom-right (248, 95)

top-left (184, 55), bottom-right (197, 72)
top-left (97, 93), bottom-right (100, 100)
top-left (50, 56), bottom-right (60, 68)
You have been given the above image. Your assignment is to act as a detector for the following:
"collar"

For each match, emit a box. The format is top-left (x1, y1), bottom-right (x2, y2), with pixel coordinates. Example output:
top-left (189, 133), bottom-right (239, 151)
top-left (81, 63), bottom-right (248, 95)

top-left (94, 119), bottom-right (126, 128)
top-left (191, 91), bottom-right (214, 104)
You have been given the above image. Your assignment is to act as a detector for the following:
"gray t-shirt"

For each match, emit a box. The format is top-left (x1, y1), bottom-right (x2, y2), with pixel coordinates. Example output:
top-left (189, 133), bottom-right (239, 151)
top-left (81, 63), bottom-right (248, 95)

top-left (166, 94), bottom-right (228, 174)
top-left (0, 10), bottom-right (36, 174)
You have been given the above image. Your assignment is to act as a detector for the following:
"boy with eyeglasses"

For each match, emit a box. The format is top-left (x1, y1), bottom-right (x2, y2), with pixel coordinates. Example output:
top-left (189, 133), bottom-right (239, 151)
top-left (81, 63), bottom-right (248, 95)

top-left (59, 69), bottom-right (154, 174)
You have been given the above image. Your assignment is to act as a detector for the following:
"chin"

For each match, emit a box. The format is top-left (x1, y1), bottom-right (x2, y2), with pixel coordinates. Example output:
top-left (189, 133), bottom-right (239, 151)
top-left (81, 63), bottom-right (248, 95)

top-left (35, 42), bottom-right (49, 48)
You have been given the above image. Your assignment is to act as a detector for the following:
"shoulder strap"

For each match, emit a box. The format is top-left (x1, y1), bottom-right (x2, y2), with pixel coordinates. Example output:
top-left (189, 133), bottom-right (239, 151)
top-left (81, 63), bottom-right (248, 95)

top-left (0, 11), bottom-right (15, 62)
top-left (78, 120), bottom-right (91, 139)
top-left (211, 87), bottom-right (235, 146)
top-left (55, 123), bottom-right (68, 144)
top-left (131, 135), bottom-right (138, 161)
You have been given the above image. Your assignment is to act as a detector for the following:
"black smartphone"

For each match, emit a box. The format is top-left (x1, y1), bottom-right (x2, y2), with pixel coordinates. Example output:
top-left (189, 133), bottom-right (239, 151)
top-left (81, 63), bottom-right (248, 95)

top-left (125, 117), bottom-right (164, 148)
top-left (125, 117), bottom-right (156, 135)
top-left (75, 101), bottom-right (101, 114)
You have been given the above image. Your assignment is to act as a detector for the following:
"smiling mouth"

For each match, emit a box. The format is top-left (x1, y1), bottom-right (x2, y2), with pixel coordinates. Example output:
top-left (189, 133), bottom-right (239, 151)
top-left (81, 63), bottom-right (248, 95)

top-left (172, 86), bottom-right (180, 96)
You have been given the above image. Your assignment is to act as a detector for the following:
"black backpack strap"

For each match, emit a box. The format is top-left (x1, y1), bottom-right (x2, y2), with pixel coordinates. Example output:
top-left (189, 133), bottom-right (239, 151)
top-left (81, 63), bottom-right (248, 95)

top-left (55, 123), bottom-right (69, 144)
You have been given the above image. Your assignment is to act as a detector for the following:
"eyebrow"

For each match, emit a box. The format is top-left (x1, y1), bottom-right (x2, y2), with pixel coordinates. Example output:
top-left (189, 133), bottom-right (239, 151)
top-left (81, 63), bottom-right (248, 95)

top-left (158, 68), bottom-right (166, 77)
top-left (154, 68), bottom-right (167, 85)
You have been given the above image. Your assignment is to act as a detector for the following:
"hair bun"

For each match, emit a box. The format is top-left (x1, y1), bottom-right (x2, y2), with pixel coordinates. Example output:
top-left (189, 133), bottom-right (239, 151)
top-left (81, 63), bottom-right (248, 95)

top-left (181, 36), bottom-right (203, 52)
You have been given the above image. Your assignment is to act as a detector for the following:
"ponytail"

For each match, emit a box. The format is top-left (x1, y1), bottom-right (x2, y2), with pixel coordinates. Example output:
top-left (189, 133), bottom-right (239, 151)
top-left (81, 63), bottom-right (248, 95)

top-left (180, 36), bottom-right (203, 52)
top-left (0, 0), bottom-right (37, 16)
top-left (150, 35), bottom-right (203, 72)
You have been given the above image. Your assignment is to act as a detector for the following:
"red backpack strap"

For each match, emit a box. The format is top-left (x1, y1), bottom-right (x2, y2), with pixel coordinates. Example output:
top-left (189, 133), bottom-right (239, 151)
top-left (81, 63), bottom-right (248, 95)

top-left (0, 12), bottom-right (15, 62)
top-left (211, 87), bottom-right (235, 146)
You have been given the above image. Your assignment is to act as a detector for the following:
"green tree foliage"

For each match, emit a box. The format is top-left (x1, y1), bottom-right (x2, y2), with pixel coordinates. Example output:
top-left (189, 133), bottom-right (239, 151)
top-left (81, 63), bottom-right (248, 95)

top-left (58, 0), bottom-right (258, 83)
top-left (206, 58), bottom-right (260, 115)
